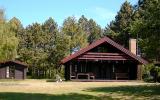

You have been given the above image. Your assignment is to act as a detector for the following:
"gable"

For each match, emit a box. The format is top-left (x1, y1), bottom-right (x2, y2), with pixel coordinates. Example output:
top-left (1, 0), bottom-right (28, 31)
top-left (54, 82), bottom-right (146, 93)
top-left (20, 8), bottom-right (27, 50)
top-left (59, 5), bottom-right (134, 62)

top-left (87, 42), bottom-right (125, 53)
top-left (61, 37), bottom-right (148, 65)
top-left (76, 43), bottom-right (134, 61)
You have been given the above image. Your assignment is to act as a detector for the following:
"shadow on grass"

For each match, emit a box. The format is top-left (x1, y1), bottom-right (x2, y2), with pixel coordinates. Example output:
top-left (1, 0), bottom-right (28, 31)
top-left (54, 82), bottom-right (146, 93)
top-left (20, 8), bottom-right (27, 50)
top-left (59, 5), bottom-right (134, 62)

top-left (0, 92), bottom-right (114, 100)
top-left (1, 85), bottom-right (160, 100)
top-left (86, 84), bottom-right (160, 97)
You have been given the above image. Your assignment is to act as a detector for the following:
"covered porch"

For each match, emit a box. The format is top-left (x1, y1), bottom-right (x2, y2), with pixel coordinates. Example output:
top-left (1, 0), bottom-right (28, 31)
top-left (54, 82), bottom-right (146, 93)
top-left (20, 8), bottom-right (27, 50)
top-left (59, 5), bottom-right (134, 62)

top-left (68, 61), bottom-right (138, 80)
top-left (65, 52), bottom-right (139, 80)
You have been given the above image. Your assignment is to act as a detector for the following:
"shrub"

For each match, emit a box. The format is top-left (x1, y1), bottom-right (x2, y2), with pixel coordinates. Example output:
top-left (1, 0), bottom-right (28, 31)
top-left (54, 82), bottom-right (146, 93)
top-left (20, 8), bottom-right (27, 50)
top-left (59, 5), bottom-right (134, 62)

top-left (142, 64), bottom-right (160, 82)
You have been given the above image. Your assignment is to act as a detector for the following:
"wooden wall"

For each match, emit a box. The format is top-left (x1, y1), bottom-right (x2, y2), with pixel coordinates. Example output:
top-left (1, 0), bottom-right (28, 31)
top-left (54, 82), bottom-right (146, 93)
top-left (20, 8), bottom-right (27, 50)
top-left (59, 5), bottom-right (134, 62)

top-left (0, 65), bottom-right (27, 79)
top-left (15, 66), bottom-right (24, 79)
top-left (0, 67), bottom-right (6, 79)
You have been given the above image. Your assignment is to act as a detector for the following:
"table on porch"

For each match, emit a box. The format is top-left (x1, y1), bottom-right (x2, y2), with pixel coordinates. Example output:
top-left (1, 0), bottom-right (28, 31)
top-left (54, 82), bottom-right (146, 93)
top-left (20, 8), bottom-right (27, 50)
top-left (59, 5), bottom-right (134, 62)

top-left (76, 73), bottom-right (90, 80)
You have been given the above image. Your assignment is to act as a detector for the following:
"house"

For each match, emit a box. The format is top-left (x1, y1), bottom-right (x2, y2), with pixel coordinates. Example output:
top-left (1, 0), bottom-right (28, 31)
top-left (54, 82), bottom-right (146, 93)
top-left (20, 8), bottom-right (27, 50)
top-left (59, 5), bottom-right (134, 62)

top-left (0, 60), bottom-right (28, 79)
top-left (61, 37), bottom-right (148, 81)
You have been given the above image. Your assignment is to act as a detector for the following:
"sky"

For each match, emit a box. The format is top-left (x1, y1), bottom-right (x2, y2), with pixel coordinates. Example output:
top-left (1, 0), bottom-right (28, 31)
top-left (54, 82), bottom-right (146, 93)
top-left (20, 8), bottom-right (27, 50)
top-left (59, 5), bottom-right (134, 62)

top-left (0, 0), bottom-right (137, 28)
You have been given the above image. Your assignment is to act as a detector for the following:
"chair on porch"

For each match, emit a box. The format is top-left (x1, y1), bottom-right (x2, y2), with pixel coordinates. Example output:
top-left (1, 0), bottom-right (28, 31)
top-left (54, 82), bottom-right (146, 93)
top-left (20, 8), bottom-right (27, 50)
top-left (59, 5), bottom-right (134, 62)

top-left (89, 72), bottom-right (95, 79)
top-left (71, 72), bottom-right (76, 79)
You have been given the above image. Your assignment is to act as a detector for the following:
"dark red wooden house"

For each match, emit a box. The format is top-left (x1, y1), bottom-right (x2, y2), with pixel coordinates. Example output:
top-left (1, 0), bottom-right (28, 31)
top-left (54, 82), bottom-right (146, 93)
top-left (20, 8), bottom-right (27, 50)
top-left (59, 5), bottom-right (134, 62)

top-left (61, 37), bottom-right (148, 81)
top-left (0, 60), bottom-right (27, 79)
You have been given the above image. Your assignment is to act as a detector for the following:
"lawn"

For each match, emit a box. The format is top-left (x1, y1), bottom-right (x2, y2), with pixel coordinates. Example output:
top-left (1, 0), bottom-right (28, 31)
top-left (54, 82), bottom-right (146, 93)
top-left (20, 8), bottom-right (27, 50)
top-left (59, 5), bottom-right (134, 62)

top-left (0, 80), bottom-right (160, 100)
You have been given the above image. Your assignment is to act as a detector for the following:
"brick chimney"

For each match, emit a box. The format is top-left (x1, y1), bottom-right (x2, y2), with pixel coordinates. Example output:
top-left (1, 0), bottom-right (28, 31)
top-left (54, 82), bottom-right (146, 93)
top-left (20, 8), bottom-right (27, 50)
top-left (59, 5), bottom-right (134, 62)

top-left (129, 39), bottom-right (137, 55)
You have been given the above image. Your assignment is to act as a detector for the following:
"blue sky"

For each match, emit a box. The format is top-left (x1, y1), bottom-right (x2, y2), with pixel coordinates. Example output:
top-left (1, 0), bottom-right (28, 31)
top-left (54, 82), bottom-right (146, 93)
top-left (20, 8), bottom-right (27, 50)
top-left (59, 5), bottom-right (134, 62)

top-left (0, 0), bottom-right (137, 28)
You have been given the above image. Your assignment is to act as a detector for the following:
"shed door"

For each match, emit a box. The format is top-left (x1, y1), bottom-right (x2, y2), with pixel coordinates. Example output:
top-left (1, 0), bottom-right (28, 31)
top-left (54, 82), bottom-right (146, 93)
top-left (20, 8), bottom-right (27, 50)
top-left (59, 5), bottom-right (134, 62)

top-left (15, 67), bottom-right (24, 79)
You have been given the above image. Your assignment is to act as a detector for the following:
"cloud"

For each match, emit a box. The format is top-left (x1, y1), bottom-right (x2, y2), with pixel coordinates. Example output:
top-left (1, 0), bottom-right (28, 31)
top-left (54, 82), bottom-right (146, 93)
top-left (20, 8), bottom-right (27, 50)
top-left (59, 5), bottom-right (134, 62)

top-left (93, 7), bottom-right (116, 20)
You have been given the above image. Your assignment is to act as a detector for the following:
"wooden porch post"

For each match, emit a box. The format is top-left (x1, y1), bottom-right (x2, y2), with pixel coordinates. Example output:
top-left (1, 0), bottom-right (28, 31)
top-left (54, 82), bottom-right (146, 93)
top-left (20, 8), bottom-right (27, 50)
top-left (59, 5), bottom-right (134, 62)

top-left (64, 63), bottom-right (71, 80)
top-left (69, 63), bottom-right (72, 80)
top-left (137, 64), bottom-right (142, 80)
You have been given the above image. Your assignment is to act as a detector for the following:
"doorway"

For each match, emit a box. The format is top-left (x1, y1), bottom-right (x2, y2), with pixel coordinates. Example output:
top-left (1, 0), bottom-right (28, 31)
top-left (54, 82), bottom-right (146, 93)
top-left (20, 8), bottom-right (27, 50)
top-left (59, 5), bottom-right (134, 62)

top-left (98, 63), bottom-right (112, 79)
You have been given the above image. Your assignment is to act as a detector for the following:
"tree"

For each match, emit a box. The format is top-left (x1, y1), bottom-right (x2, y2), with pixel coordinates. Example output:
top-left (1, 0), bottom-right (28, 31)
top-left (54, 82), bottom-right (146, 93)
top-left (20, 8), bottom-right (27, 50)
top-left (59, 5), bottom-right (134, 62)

top-left (9, 17), bottom-right (25, 60)
top-left (78, 15), bottom-right (102, 44)
top-left (78, 15), bottom-right (89, 34)
top-left (18, 17), bottom-right (69, 79)
top-left (103, 21), bottom-right (118, 39)
top-left (87, 19), bottom-right (102, 43)
top-left (9, 17), bottom-right (23, 34)
top-left (26, 23), bottom-right (45, 78)
top-left (41, 18), bottom-right (70, 78)
top-left (62, 16), bottom-right (88, 53)
top-left (131, 0), bottom-right (160, 61)
top-left (105, 1), bottom-right (134, 46)
top-left (48, 32), bottom-right (70, 77)
top-left (0, 9), bottom-right (18, 61)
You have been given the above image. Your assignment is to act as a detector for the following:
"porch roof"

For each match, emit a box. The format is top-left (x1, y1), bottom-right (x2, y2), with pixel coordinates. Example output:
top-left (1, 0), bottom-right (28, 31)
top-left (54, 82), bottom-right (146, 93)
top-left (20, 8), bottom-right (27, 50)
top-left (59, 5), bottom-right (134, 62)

top-left (61, 37), bottom-right (148, 65)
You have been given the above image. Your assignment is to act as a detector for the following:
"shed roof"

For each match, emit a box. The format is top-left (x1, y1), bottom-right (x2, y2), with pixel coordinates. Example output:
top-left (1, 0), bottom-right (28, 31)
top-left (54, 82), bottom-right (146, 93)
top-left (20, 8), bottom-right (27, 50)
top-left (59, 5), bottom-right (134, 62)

top-left (0, 60), bottom-right (28, 67)
top-left (61, 37), bottom-right (148, 65)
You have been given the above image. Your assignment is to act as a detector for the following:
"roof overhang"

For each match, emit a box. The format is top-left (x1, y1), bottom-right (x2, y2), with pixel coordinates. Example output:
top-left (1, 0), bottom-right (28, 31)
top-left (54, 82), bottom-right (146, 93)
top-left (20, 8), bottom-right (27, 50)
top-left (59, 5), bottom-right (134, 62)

top-left (61, 37), bottom-right (148, 65)
top-left (0, 60), bottom-right (28, 67)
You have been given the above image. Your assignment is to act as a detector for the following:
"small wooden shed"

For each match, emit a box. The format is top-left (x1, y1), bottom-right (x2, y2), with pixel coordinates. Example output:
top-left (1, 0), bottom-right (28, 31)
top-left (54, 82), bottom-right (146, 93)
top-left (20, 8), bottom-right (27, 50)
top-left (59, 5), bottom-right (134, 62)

top-left (0, 60), bottom-right (27, 79)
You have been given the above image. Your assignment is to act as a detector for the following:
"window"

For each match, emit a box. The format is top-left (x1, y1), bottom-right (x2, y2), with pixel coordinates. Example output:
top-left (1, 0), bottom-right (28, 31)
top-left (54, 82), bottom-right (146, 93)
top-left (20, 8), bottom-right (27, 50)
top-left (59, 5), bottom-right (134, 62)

top-left (6, 66), bottom-right (9, 78)
top-left (10, 66), bottom-right (15, 78)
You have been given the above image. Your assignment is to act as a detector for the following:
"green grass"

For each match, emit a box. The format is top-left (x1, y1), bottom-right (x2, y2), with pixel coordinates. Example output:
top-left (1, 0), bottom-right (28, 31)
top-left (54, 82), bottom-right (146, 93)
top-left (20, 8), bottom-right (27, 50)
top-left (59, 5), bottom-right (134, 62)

top-left (0, 93), bottom-right (102, 100)
top-left (0, 80), bottom-right (160, 100)
top-left (86, 85), bottom-right (160, 100)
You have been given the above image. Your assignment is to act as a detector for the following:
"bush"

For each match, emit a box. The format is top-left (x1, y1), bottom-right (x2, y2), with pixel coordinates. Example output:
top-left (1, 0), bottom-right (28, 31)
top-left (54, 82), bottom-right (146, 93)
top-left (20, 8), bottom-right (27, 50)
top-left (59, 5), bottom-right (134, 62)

top-left (142, 64), bottom-right (160, 82)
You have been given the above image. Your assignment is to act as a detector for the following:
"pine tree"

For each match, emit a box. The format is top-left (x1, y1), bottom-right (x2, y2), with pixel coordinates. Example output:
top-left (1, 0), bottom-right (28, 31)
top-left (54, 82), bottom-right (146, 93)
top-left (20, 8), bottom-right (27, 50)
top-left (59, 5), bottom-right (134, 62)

top-left (78, 15), bottom-right (102, 44)
top-left (78, 15), bottom-right (89, 34)
top-left (87, 19), bottom-right (101, 43)
top-left (131, 0), bottom-right (160, 61)
top-left (105, 1), bottom-right (134, 46)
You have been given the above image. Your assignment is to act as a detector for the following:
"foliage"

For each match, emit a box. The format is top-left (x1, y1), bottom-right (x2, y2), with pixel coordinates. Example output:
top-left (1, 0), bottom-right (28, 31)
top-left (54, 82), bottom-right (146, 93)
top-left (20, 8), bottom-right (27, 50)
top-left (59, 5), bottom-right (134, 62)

top-left (143, 63), bottom-right (160, 82)
top-left (87, 19), bottom-right (102, 44)
top-left (78, 15), bottom-right (102, 44)
top-left (104, 1), bottom-right (133, 46)
top-left (17, 18), bottom-right (60, 79)
top-left (0, 9), bottom-right (18, 61)
top-left (62, 16), bottom-right (88, 53)
top-left (131, 0), bottom-right (160, 61)
top-left (48, 32), bottom-right (70, 78)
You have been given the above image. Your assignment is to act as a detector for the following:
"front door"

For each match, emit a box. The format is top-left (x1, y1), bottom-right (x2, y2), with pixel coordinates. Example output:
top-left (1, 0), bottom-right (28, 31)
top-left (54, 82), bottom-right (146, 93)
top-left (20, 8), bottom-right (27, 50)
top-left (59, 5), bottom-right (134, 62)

top-left (99, 63), bottom-right (111, 79)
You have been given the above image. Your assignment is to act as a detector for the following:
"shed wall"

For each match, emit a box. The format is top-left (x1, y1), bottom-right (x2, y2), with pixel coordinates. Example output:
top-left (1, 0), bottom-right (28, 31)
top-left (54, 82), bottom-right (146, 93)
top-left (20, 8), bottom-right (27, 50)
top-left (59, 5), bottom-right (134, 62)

top-left (0, 67), bottom-right (6, 79)
top-left (15, 66), bottom-right (24, 79)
